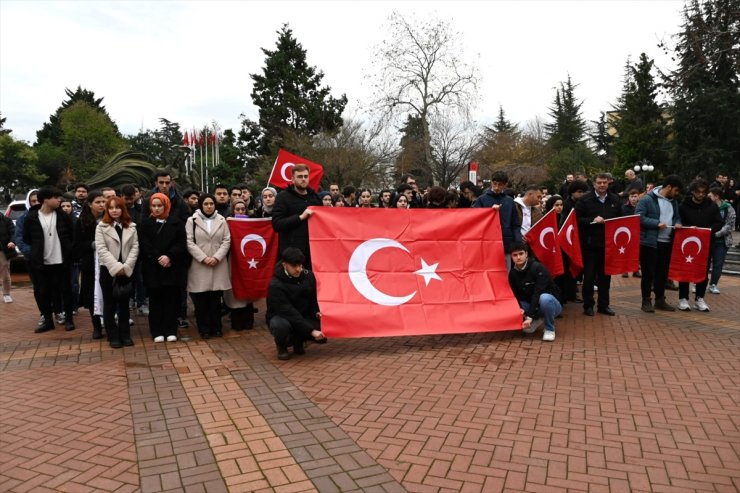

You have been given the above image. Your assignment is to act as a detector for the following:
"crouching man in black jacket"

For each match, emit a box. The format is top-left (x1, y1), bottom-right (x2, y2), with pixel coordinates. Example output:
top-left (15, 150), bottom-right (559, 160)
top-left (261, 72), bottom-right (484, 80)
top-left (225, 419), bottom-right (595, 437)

top-left (508, 241), bottom-right (562, 342)
top-left (266, 247), bottom-right (326, 360)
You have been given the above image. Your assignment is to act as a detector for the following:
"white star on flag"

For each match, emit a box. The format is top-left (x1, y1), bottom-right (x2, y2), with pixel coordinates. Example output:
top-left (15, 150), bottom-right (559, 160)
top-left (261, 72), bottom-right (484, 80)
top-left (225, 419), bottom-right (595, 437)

top-left (248, 258), bottom-right (258, 269)
top-left (685, 255), bottom-right (693, 263)
top-left (414, 258), bottom-right (441, 286)
top-left (619, 246), bottom-right (626, 254)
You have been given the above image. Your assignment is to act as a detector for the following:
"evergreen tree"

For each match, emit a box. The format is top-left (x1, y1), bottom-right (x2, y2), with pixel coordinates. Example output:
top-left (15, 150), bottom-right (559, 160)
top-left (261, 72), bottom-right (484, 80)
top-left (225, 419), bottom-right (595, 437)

top-left (395, 115), bottom-right (430, 184)
top-left (36, 86), bottom-right (120, 146)
top-left (492, 105), bottom-right (515, 133)
top-left (545, 75), bottom-right (588, 151)
top-left (612, 54), bottom-right (668, 171)
top-left (249, 24), bottom-right (347, 153)
top-left (662, 0), bottom-right (740, 177)
top-left (591, 112), bottom-right (615, 166)
top-left (0, 112), bottom-right (11, 135)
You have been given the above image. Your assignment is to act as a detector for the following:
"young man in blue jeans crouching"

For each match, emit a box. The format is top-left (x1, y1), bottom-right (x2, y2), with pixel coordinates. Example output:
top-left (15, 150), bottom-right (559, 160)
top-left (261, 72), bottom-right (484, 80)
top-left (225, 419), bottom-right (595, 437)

top-left (507, 241), bottom-right (562, 341)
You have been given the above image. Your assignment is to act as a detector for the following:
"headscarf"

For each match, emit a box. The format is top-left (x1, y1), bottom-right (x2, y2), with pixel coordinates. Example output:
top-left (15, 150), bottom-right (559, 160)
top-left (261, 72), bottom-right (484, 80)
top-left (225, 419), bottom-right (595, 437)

top-left (198, 193), bottom-right (217, 218)
top-left (261, 187), bottom-right (277, 214)
top-left (149, 192), bottom-right (171, 220)
top-left (231, 199), bottom-right (248, 218)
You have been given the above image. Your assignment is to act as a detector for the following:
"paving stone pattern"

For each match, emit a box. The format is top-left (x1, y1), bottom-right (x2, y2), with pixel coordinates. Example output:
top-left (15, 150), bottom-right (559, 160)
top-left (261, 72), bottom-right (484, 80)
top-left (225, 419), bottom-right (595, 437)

top-left (0, 274), bottom-right (739, 492)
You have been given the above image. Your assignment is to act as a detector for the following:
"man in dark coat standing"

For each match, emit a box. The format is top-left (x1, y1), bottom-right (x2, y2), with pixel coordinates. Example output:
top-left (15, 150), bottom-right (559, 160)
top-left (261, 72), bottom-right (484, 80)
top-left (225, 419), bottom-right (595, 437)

top-left (22, 186), bottom-right (76, 332)
top-left (575, 173), bottom-right (623, 316)
top-left (271, 164), bottom-right (322, 270)
top-left (472, 170), bottom-right (522, 269)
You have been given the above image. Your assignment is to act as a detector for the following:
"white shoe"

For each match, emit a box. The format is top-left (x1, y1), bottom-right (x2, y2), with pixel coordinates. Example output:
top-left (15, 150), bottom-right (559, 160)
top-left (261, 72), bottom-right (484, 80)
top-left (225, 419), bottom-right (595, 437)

top-left (137, 305), bottom-right (150, 315)
top-left (677, 298), bottom-right (691, 311)
top-left (542, 330), bottom-right (556, 342)
top-left (3, 295), bottom-right (12, 303)
top-left (694, 297), bottom-right (710, 312)
top-left (55, 313), bottom-right (65, 325)
top-left (129, 318), bottom-right (135, 326)
top-left (691, 286), bottom-right (696, 293)
top-left (153, 336), bottom-right (165, 343)
top-left (166, 335), bottom-right (177, 342)
top-left (708, 284), bottom-right (720, 294)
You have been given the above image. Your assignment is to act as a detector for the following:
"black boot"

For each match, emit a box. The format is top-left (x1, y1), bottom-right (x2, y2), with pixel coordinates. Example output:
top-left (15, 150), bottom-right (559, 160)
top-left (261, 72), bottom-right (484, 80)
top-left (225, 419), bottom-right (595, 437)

top-left (277, 346), bottom-right (290, 360)
top-left (641, 298), bottom-right (655, 313)
top-left (92, 315), bottom-right (103, 339)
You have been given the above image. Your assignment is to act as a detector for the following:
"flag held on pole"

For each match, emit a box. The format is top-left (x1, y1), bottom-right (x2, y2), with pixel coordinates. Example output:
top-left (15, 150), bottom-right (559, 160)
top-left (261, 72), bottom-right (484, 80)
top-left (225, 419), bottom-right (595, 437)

top-left (557, 209), bottom-right (583, 277)
top-left (603, 215), bottom-right (640, 275)
top-left (524, 208), bottom-right (564, 277)
top-left (268, 149), bottom-right (324, 191)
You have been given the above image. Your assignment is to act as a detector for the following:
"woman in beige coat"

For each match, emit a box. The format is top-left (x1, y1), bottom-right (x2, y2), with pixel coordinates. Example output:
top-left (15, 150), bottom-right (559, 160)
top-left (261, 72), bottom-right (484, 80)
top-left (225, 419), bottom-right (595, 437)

top-left (186, 194), bottom-right (231, 339)
top-left (96, 196), bottom-right (139, 349)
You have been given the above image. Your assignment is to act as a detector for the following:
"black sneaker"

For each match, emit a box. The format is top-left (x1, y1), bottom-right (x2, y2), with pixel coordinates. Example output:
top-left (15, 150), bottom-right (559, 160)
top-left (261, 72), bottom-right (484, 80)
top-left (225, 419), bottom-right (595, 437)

top-left (277, 347), bottom-right (290, 360)
top-left (293, 342), bottom-right (306, 355)
top-left (177, 318), bottom-right (189, 328)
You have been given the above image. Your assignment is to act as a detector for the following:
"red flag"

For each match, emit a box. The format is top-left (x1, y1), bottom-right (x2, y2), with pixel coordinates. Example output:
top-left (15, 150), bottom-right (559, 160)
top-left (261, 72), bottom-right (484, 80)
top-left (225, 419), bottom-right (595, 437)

top-left (558, 209), bottom-right (583, 277)
top-left (604, 215), bottom-right (640, 275)
top-left (198, 132), bottom-right (204, 146)
top-left (668, 227), bottom-right (712, 283)
top-left (309, 208), bottom-right (522, 338)
top-left (268, 149), bottom-right (324, 191)
top-left (191, 131), bottom-right (197, 147)
top-left (524, 209), bottom-right (564, 276)
top-left (183, 132), bottom-right (190, 146)
top-left (227, 218), bottom-right (278, 299)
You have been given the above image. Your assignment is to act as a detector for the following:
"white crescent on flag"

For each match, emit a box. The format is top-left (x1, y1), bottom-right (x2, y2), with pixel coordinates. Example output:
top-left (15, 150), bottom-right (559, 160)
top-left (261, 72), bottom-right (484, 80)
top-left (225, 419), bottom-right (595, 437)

top-left (681, 236), bottom-right (702, 254)
top-left (539, 227), bottom-right (556, 251)
top-left (613, 226), bottom-right (631, 245)
top-left (240, 234), bottom-right (267, 257)
top-left (566, 224), bottom-right (574, 245)
top-left (280, 162), bottom-right (295, 182)
top-left (349, 239), bottom-right (417, 306)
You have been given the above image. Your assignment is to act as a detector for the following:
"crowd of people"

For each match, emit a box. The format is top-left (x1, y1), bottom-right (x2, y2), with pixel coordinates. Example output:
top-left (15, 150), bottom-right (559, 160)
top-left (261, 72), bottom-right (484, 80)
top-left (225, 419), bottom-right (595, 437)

top-left (1, 165), bottom-right (737, 357)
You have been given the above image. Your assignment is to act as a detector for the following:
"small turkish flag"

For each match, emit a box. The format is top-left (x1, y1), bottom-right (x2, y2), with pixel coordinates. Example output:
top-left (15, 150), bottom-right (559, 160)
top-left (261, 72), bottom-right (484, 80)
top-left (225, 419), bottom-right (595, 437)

top-left (309, 208), bottom-right (522, 338)
top-left (558, 209), bottom-right (583, 277)
top-left (227, 218), bottom-right (278, 299)
top-left (183, 132), bottom-right (190, 146)
top-left (525, 209), bottom-right (564, 277)
top-left (668, 227), bottom-right (712, 283)
top-left (604, 215), bottom-right (640, 275)
top-left (268, 149), bottom-right (324, 192)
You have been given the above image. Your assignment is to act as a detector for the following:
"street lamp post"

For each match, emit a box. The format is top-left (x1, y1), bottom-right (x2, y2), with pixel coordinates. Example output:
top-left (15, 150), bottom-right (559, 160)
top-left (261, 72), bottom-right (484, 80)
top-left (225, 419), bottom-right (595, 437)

top-left (633, 159), bottom-right (654, 189)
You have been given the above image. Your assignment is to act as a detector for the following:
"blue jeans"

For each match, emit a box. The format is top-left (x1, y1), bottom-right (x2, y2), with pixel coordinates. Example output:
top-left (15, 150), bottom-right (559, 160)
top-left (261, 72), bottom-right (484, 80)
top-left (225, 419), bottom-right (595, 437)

top-left (520, 293), bottom-right (562, 332)
top-left (710, 242), bottom-right (729, 286)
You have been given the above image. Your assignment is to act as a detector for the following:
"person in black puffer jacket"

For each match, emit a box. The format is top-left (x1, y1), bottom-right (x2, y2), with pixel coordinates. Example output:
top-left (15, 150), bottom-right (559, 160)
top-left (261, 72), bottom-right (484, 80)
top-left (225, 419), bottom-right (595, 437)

top-left (266, 247), bottom-right (326, 361)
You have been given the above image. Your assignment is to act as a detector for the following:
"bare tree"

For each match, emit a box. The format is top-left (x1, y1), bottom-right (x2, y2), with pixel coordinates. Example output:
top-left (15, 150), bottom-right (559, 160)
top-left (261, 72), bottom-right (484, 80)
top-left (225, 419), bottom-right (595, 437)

top-left (429, 111), bottom-right (480, 187)
top-left (370, 12), bottom-right (479, 184)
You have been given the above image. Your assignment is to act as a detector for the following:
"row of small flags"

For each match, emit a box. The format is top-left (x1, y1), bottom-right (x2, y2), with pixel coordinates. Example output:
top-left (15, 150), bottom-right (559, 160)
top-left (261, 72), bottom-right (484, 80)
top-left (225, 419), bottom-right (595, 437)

top-left (183, 131), bottom-right (218, 147)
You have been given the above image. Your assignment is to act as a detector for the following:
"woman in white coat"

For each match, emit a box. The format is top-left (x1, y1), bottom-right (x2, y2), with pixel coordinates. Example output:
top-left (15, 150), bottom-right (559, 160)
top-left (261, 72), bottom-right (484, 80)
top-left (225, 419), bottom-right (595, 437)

top-left (186, 194), bottom-right (231, 339)
top-left (96, 196), bottom-right (139, 349)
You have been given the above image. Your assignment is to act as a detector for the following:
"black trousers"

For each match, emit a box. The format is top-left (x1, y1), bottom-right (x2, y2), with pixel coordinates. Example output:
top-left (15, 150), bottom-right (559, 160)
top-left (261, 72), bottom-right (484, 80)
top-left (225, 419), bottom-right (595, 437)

top-left (269, 315), bottom-right (319, 349)
top-left (148, 287), bottom-right (179, 338)
top-left (33, 263), bottom-right (73, 321)
top-left (640, 242), bottom-right (672, 300)
top-left (582, 247), bottom-right (611, 310)
top-left (99, 267), bottom-right (131, 344)
top-left (190, 291), bottom-right (222, 335)
top-left (230, 304), bottom-right (254, 331)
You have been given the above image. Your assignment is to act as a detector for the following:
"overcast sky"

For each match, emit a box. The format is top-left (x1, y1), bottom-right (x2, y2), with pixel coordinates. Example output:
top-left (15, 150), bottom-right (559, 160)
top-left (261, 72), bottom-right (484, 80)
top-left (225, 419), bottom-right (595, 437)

top-left (1, 1), bottom-right (686, 144)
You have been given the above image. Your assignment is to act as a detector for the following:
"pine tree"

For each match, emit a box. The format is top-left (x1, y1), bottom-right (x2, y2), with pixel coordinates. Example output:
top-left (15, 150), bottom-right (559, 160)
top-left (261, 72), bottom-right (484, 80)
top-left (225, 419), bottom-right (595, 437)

top-left (545, 75), bottom-right (588, 151)
top-left (662, 0), bottom-right (740, 177)
top-left (612, 53), bottom-right (668, 170)
top-left (249, 24), bottom-right (347, 152)
top-left (492, 105), bottom-right (515, 133)
top-left (395, 115), bottom-right (429, 182)
top-left (36, 86), bottom-right (120, 146)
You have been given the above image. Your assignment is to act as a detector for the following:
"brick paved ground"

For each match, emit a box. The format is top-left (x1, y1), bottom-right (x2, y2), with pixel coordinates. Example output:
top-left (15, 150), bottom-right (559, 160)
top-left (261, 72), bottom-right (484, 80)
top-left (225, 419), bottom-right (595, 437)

top-left (1, 272), bottom-right (738, 492)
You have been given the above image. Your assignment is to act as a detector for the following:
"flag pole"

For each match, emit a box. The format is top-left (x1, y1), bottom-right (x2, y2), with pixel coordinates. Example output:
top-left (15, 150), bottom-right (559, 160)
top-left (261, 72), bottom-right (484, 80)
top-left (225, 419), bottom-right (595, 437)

top-left (204, 128), bottom-right (210, 192)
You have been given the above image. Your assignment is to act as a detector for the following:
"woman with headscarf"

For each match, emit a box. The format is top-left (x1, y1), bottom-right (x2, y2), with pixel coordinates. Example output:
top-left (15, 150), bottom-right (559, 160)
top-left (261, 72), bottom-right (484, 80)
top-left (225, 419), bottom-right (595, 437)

top-left (139, 192), bottom-right (187, 343)
top-left (223, 199), bottom-right (254, 331)
top-left (74, 191), bottom-right (108, 339)
top-left (254, 187), bottom-right (277, 218)
top-left (186, 193), bottom-right (231, 339)
top-left (96, 196), bottom-right (139, 349)
top-left (318, 191), bottom-right (333, 207)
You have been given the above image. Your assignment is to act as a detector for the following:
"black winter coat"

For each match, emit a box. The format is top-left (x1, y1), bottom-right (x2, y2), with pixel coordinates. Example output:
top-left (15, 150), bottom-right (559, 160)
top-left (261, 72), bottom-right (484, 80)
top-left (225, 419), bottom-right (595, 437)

top-left (508, 259), bottom-right (561, 318)
top-left (22, 205), bottom-right (74, 269)
top-left (271, 186), bottom-right (321, 267)
top-left (574, 191), bottom-right (623, 249)
top-left (0, 214), bottom-right (15, 254)
top-left (73, 216), bottom-right (99, 309)
top-left (678, 197), bottom-right (723, 232)
top-left (138, 216), bottom-right (187, 288)
top-left (266, 263), bottom-right (320, 333)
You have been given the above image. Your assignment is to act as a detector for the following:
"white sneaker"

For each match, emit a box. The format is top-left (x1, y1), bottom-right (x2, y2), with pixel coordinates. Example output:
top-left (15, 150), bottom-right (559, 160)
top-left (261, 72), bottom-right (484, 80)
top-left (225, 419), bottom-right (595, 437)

top-left (55, 313), bottom-right (65, 325)
top-left (166, 335), bottom-right (177, 342)
top-left (677, 298), bottom-right (691, 311)
top-left (137, 305), bottom-right (150, 315)
top-left (523, 318), bottom-right (543, 334)
top-left (708, 284), bottom-right (720, 294)
top-left (691, 286), bottom-right (696, 293)
top-left (542, 330), bottom-right (556, 342)
top-left (3, 295), bottom-right (12, 303)
top-left (694, 297), bottom-right (710, 312)
top-left (153, 336), bottom-right (165, 343)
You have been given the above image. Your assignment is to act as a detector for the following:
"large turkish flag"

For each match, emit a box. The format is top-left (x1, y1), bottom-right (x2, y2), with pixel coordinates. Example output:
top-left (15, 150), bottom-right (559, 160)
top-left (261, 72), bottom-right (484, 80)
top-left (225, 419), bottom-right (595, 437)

top-left (558, 209), bottom-right (583, 277)
top-left (268, 149), bottom-right (324, 192)
top-left (604, 215), bottom-right (640, 275)
top-left (227, 218), bottom-right (278, 299)
top-left (308, 208), bottom-right (522, 338)
top-left (668, 227), bottom-right (712, 283)
top-left (525, 209), bottom-right (564, 276)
